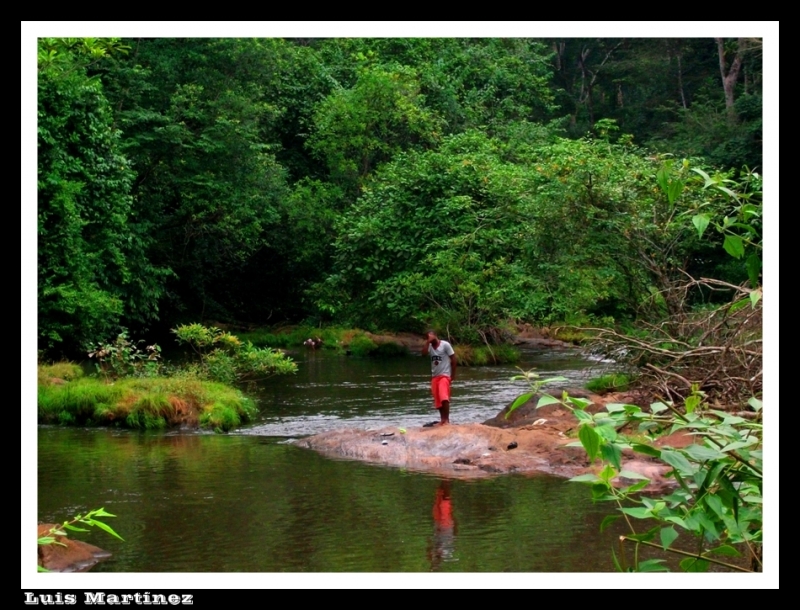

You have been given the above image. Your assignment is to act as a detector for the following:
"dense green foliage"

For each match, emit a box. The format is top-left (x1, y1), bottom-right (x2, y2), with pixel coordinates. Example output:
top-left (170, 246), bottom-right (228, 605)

top-left (510, 386), bottom-right (762, 572)
top-left (37, 39), bottom-right (168, 351)
top-left (172, 323), bottom-right (297, 384)
top-left (36, 36), bottom-right (764, 355)
top-left (507, 171), bottom-right (763, 572)
top-left (316, 131), bottom-right (744, 341)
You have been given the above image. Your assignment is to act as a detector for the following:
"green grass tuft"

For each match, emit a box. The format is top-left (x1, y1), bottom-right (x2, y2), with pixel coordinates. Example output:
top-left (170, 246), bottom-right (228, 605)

top-left (38, 362), bottom-right (84, 384)
top-left (38, 374), bottom-right (256, 432)
top-left (585, 373), bottom-right (631, 394)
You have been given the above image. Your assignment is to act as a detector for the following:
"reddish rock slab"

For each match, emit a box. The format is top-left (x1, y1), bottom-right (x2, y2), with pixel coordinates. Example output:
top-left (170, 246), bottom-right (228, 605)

top-left (296, 421), bottom-right (674, 490)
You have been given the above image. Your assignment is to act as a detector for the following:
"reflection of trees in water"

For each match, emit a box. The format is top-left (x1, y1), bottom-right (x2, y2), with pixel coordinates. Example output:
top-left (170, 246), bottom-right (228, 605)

top-left (428, 479), bottom-right (457, 571)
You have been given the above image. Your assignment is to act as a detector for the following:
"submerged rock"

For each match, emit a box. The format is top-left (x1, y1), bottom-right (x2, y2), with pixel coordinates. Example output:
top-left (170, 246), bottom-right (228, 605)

top-left (37, 524), bottom-right (111, 572)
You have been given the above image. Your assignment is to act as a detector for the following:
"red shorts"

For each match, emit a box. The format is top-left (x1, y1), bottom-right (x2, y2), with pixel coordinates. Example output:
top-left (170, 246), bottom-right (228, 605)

top-left (431, 375), bottom-right (451, 408)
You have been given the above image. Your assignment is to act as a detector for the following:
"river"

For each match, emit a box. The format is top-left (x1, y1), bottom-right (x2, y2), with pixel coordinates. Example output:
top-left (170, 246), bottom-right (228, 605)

top-left (35, 345), bottom-right (670, 579)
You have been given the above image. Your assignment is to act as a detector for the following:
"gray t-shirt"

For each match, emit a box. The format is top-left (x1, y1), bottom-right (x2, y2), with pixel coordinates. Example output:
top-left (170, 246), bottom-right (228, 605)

top-left (428, 340), bottom-right (455, 377)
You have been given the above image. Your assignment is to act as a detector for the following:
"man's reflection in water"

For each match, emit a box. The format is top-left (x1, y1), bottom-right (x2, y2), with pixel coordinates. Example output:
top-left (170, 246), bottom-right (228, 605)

top-left (428, 479), bottom-right (457, 570)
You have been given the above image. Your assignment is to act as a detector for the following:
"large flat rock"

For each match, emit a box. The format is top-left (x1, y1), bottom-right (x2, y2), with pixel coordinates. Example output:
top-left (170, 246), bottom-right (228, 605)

top-left (296, 418), bottom-right (676, 490)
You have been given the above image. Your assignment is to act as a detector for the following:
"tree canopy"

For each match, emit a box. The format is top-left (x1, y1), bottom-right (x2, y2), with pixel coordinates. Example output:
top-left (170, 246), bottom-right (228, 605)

top-left (33, 34), bottom-right (767, 355)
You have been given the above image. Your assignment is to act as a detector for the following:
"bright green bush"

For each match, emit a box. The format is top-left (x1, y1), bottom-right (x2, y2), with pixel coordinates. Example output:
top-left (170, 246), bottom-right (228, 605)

top-left (172, 324), bottom-right (297, 383)
top-left (347, 334), bottom-right (378, 357)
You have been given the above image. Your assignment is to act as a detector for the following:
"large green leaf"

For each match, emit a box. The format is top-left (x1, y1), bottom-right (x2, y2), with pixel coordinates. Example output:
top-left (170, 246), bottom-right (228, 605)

top-left (620, 507), bottom-right (651, 519)
top-left (684, 444), bottom-right (726, 461)
top-left (631, 443), bottom-right (661, 458)
top-left (664, 515), bottom-right (688, 529)
top-left (83, 518), bottom-right (124, 541)
top-left (567, 396), bottom-right (591, 410)
top-left (704, 544), bottom-right (742, 557)
top-left (684, 394), bottom-right (701, 414)
top-left (668, 180), bottom-right (684, 205)
top-left (623, 480), bottom-right (651, 494)
top-left (748, 397), bottom-right (763, 412)
top-left (705, 495), bottom-right (741, 537)
top-left (746, 254), bottom-right (762, 288)
top-left (601, 442), bottom-right (622, 470)
top-left (595, 424), bottom-right (618, 442)
top-left (578, 424), bottom-right (601, 461)
top-left (723, 234), bottom-right (745, 259)
top-left (637, 559), bottom-right (669, 572)
top-left (506, 392), bottom-right (533, 417)
top-left (660, 449), bottom-right (697, 476)
top-left (680, 558), bottom-right (710, 572)
top-left (660, 526), bottom-right (679, 550)
top-left (656, 165), bottom-right (671, 195)
top-left (691, 167), bottom-right (713, 186)
top-left (536, 394), bottom-right (561, 408)
top-left (650, 402), bottom-right (669, 414)
top-left (542, 376), bottom-right (569, 384)
top-left (692, 213), bottom-right (711, 238)
top-left (599, 464), bottom-right (617, 483)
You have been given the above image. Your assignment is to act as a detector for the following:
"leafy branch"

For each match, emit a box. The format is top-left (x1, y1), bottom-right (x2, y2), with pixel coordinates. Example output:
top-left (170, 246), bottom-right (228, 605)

top-left (38, 508), bottom-right (123, 573)
top-left (506, 379), bottom-right (762, 572)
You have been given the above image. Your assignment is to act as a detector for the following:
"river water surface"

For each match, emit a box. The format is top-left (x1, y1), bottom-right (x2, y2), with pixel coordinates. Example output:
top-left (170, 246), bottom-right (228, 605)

top-left (37, 346), bottom-right (665, 574)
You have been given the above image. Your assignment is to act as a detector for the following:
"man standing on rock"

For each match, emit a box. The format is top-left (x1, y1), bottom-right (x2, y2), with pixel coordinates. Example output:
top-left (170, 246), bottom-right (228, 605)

top-left (422, 330), bottom-right (457, 426)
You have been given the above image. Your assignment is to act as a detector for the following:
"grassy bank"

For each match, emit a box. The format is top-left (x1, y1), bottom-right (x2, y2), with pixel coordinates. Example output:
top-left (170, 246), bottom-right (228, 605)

top-left (236, 325), bottom-right (521, 364)
top-left (238, 326), bottom-right (411, 358)
top-left (38, 364), bottom-right (256, 432)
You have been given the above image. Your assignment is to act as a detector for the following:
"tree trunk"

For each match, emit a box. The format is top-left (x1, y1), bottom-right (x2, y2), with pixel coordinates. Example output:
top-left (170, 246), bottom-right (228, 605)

top-left (676, 47), bottom-right (687, 109)
top-left (716, 38), bottom-right (744, 123)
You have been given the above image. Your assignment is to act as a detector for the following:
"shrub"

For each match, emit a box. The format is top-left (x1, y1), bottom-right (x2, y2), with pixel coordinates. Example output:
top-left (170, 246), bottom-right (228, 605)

top-left (347, 334), bottom-right (378, 357)
top-left (86, 330), bottom-right (162, 379)
top-left (172, 324), bottom-right (297, 383)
